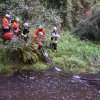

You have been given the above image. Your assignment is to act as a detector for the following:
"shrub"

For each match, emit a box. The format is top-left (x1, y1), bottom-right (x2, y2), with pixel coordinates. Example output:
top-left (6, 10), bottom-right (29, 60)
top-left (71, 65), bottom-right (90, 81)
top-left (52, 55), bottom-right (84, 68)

top-left (74, 3), bottom-right (100, 41)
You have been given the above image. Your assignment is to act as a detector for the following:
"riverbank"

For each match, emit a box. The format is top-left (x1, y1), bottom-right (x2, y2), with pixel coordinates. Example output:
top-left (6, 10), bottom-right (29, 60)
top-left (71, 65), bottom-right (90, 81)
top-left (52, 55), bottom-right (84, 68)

top-left (0, 30), bottom-right (100, 74)
top-left (47, 31), bottom-right (100, 74)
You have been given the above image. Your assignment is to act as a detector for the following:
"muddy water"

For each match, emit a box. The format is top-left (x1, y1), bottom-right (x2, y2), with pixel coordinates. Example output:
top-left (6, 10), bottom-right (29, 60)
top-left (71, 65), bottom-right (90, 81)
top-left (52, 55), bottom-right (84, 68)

top-left (0, 71), bottom-right (100, 100)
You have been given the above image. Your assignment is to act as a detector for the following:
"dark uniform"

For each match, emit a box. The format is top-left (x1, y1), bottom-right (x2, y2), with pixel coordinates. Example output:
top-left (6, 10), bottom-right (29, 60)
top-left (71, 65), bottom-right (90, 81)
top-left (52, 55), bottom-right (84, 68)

top-left (50, 31), bottom-right (60, 51)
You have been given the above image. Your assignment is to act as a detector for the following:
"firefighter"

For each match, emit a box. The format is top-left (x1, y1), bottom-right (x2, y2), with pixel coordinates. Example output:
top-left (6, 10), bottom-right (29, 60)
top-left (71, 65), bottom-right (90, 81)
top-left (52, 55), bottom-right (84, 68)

top-left (50, 27), bottom-right (60, 51)
top-left (2, 14), bottom-right (10, 36)
top-left (12, 18), bottom-right (20, 36)
top-left (33, 25), bottom-right (46, 48)
top-left (11, 18), bottom-right (21, 42)
top-left (2, 14), bottom-right (13, 44)
top-left (21, 22), bottom-right (30, 45)
top-left (34, 25), bottom-right (46, 38)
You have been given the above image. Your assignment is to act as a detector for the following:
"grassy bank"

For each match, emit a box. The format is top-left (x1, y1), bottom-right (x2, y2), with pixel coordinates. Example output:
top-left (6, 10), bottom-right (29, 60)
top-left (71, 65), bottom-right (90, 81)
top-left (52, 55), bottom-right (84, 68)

top-left (46, 31), bottom-right (100, 73)
top-left (0, 30), bottom-right (100, 74)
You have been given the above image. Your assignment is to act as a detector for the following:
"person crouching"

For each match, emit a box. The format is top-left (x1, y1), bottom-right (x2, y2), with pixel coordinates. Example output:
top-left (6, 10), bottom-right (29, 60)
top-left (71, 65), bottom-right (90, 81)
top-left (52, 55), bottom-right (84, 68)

top-left (33, 25), bottom-right (46, 50)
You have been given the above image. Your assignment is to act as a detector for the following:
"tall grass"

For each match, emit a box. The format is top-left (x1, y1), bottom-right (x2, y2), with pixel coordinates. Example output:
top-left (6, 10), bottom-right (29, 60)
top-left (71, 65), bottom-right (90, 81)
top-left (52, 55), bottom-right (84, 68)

top-left (46, 30), bottom-right (100, 73)
top-left (0, 30), bottom-right (100, 74)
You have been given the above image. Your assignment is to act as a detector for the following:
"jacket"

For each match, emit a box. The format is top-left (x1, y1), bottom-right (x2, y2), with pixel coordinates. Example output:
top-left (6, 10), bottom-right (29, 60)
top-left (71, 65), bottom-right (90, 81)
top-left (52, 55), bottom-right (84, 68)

top-left (34, 28), bottom-right (46, 38)
top-left (2, 17), bottom-right (9, 29)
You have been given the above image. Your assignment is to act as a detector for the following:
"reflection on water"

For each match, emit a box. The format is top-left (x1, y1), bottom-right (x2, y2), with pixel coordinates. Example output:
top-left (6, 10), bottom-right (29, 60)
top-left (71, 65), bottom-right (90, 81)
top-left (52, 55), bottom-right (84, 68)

top-left (0, 71), bottom-right (100, 100)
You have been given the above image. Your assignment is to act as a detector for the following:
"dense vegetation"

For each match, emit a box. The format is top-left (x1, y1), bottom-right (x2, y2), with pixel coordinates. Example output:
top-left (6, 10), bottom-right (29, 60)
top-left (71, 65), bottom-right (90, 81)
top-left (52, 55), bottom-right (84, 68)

top-left (74, 3), bottom-right (100, 41)
top-left (0, 0), bottom-right (99, 29)
top-left (0, 0), bottom-right (100, 74)
top-left (0, 30), bottom-right (100, 74)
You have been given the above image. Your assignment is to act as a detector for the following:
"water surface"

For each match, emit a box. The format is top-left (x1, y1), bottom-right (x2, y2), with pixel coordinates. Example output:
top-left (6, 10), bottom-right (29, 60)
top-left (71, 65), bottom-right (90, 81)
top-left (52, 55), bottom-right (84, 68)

top-left (0, 71), bottom-right (100, 100)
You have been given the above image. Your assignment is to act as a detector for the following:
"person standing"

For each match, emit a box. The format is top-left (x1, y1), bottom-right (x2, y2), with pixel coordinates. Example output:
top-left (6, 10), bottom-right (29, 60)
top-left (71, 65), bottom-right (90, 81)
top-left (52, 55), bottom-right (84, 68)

top-left (50, 27), bottom-right (60, 51)
top-left (11, 18), bottom-right (21, 42)
top-left (2, 14), bottom-right (10, 36)
top-left (2, 14), bottom-right (13, 44)
top-left (21, 22), bottom-right (30, 45)
top-left (12, 18), bottom-right (20, 35)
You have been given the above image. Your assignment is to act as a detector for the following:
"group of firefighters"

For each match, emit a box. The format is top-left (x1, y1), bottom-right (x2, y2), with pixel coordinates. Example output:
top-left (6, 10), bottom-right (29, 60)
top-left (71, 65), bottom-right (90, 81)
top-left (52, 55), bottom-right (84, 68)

top-left (1, 13), bottom-right (60, 51)
top-left (2, 13), bottom-right (29, 44)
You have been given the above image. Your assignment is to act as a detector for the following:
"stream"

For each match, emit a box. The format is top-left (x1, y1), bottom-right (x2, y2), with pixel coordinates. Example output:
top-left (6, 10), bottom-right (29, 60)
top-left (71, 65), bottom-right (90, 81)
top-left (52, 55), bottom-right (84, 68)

top-left (0, 70), bottom-right (100, 100)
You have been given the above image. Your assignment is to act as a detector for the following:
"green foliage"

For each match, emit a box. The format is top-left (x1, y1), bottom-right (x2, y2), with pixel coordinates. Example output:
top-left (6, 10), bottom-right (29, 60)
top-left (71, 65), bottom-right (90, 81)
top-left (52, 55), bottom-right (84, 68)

top-left (91, 3), bottom-right (100, 15)
top-left (47, 31), bottom-right (100, 73)
top-left (0, 64), bottom-right (13, 74)
top-left (32, 8), bottom-right (62, 28)
top-left (74, 4), bottom-right (100, 41)
top-left (0, 42), bottom-right (39, 65)
top-left (0, 30), bottom-right (100, 74)
top-left (29, 62), bottom-right (49, 71)
top-left (0, 0), bottom-right (98, 29)
top-left (0, 0), bottom-right (25, 16)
